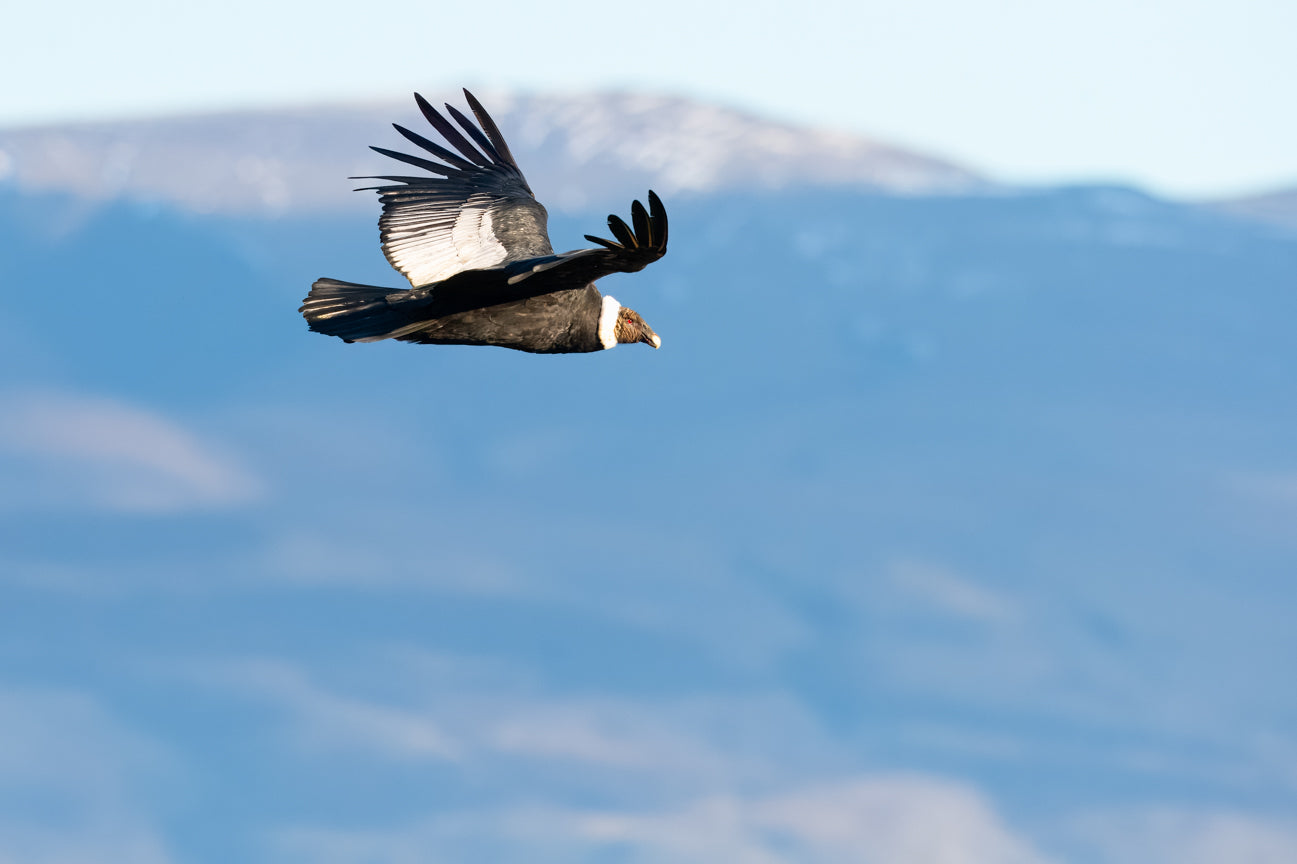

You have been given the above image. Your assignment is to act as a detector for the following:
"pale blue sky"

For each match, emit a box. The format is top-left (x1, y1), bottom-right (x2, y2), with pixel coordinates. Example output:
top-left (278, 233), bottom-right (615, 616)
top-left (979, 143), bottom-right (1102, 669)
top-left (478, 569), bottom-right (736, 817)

top-left (7, 0), bottom-right (1295, 197)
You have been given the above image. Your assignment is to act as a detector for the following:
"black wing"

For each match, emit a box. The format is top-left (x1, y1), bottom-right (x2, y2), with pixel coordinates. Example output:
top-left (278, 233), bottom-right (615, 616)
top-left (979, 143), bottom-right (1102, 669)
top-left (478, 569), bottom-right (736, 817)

top-left (502, 191), bottom-right (669, 292)
top-left (400, 192), bottom-right (669, 314)
top-left (355, 89), bottom-right (553, 288)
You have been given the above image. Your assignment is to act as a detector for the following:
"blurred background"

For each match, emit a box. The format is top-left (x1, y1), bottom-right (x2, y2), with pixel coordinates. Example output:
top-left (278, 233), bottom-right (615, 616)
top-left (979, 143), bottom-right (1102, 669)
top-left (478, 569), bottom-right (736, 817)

top-left (2, 2), bottom-right (1295, 862)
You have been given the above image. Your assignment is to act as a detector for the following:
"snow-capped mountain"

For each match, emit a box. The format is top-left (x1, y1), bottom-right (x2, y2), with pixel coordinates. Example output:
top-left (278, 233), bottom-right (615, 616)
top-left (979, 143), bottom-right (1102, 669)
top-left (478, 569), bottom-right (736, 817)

top-left (2, 89), bottom-right (1295, 864)
top-left (0, 90), bottom-right (984, 216)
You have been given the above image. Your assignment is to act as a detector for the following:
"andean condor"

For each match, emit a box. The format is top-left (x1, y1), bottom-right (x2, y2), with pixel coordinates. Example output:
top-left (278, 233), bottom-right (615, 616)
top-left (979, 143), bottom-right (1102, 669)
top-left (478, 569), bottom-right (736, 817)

top-left (299, 90), bottom-right (667, 354)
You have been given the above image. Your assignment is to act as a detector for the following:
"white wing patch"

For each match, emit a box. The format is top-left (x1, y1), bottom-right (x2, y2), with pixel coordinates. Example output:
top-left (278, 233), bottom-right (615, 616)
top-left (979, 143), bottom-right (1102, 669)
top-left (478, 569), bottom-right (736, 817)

top-left (451, 208), bottom-right (507, 273)
top-left (382, 195), bottom-right (511, 288)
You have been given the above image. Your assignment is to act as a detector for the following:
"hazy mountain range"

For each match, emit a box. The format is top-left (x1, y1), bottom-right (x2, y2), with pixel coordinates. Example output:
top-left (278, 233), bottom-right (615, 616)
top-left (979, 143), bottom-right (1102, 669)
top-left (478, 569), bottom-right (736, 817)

top-left (0, 90), bottom-right (984, 216)
top-left (3, 91), bottom-right (1293, 225)
top-left (2, 91), bottom-right (1295, 864)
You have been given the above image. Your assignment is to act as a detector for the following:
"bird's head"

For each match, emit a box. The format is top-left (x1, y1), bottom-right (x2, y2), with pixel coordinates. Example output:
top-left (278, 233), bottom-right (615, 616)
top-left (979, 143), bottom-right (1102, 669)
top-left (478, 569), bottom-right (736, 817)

top-left (614, 306), bottom-right (661, 349)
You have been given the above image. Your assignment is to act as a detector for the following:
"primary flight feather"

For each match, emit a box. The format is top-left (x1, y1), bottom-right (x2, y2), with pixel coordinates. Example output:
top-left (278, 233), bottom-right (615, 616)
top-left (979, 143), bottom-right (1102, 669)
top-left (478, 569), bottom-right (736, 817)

top-left (300, 90), bottom-right (668, 354)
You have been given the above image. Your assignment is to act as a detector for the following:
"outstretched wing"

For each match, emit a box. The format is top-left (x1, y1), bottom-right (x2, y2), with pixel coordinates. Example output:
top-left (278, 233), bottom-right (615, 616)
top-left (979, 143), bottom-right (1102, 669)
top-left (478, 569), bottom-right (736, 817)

top-left (500, 191), bottom-right (669, 293)
top-left (355, 89), bottom-right (553, 288)
top-left (403, 192), bottom-right (668, 314)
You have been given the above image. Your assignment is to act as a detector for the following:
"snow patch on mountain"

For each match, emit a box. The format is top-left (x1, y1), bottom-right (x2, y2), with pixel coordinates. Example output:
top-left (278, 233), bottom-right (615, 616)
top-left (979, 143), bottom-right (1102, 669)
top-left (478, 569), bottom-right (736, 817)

top-left (0, 90), bottom-right (984, 216)
top-left (1210, 185), bottom-right (1297, 233)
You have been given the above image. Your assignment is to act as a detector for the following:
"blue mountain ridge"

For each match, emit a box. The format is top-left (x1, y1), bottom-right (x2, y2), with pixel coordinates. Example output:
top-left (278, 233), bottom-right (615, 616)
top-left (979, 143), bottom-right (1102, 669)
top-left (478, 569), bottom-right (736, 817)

top-left (1, 182), bottom-right (1295, 863)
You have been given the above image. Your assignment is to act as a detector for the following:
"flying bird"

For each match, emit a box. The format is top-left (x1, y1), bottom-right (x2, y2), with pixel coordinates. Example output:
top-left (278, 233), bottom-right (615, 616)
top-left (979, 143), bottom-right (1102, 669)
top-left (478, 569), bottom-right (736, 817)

top-left (300, 90), bottom-right (668, 353)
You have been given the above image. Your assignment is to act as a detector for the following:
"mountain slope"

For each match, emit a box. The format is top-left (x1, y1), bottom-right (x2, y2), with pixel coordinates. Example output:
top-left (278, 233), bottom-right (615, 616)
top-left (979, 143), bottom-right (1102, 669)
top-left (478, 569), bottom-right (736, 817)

top-left (1, 97), bottom-right (1295, 864)
top-left (1211, 183), bottom-right (1297, 232)
top-left (0, 90), bottom-right (984, 216)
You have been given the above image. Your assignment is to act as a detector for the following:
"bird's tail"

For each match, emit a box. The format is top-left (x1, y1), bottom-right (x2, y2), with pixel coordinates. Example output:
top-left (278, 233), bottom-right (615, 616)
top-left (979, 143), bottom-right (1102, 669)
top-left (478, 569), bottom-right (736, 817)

top-left (300, 278), bottom-right (412, 343)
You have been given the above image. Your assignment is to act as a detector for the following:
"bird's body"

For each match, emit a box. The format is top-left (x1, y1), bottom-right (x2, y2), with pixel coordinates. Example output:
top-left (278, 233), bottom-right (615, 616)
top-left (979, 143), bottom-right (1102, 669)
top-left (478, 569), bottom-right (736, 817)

top-left (300, 90), bottom-right (667, 354)
top-left (310, 277), bottom-right (610, 353)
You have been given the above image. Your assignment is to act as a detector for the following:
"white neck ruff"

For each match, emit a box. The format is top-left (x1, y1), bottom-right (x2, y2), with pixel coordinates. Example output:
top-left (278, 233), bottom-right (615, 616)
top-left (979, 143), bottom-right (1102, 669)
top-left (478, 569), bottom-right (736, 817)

top-left (598, 294), bottom-right (621, 350)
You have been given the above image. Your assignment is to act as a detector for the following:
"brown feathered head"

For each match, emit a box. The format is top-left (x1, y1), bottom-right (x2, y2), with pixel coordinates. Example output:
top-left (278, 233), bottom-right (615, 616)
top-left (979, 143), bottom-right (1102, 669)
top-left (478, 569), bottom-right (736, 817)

top-left (614, 306), bottom-right (661, 349)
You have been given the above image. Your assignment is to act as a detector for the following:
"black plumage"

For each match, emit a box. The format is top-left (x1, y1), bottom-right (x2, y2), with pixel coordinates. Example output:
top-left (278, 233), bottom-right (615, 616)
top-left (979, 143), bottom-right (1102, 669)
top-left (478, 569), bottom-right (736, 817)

top-left (300, 89), bottom-right (668, 354)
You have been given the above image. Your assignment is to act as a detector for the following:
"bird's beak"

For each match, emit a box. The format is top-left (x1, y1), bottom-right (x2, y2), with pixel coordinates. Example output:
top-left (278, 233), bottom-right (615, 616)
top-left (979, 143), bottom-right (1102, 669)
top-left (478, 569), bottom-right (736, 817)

top-left (642, 327), bottom-right (661, 349)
